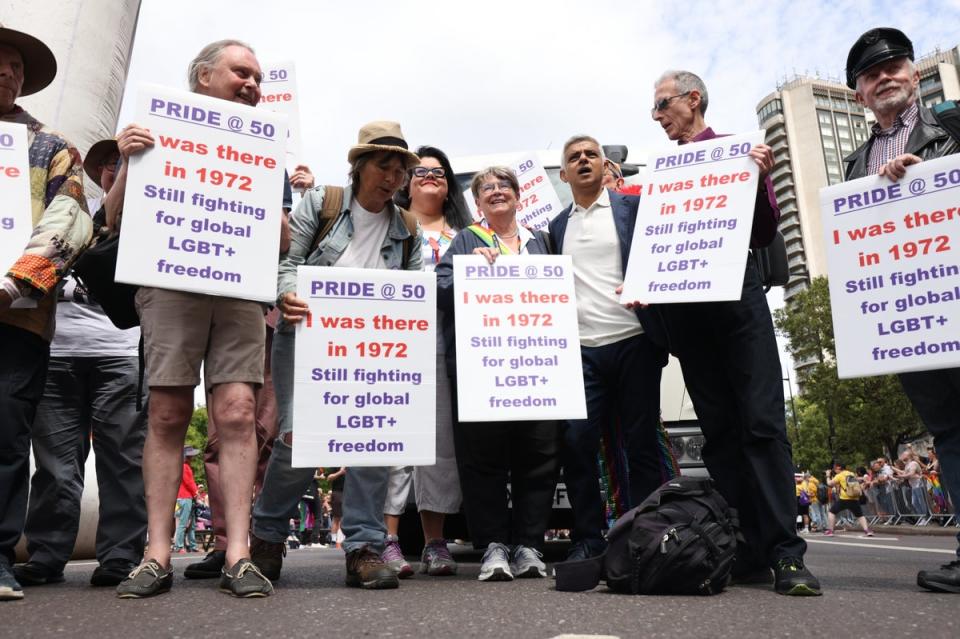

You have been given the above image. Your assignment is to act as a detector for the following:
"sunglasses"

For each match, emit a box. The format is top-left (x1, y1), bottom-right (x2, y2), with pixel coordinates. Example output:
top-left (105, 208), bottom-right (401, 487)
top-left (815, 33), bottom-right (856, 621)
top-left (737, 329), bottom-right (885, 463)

top-left (411, 166), bottom-right (446, 179)
top-left (651, 91), bottom-right (691, 114)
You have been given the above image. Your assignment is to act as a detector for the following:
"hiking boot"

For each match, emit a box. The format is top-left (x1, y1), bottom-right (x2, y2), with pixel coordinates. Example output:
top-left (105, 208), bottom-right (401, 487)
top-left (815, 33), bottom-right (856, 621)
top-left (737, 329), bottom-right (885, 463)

top-left (184, 550), bottom-right (226, 579)
top-left (382, 535), bottom-right (414, 579)
top-left (774, 557), bottom-right (822, 596)
top-left (116, 559), bottom-right (173, 599)
top-left (917, 559), bottom-right (960, 593)
top-left (510, 546), bottom-right (546, 578)
top-left (478, 542), bottom-right (513, 582)
top-left (345, 547), bottom-right (399, 589)
top-left (250, 535), bottom-right (285, 581)
top-left (13, 561), bottom-right (64, 586)
top-left (0, 561), bottom-right (24, 601)
top-left (90, 558), bottom-right (138, 587)
top-left (420, 539), bottom-right (457, 576)
top-left (219, 558), bottom-right (273, 598)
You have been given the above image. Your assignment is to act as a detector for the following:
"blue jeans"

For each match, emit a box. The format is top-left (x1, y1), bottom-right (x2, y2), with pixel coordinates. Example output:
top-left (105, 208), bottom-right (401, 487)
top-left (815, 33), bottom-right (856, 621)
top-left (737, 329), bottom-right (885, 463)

top-left (252, 327), bottom-right (388, 553)
top-left (173, 498), bottom-right (195, 550)
top-left (899, 367), bottom-right (960, 557)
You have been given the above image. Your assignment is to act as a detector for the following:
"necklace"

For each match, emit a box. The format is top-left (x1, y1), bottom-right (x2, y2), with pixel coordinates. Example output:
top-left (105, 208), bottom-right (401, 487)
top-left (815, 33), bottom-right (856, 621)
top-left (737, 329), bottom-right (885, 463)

top-left (495, 228), bottom-right (519, 239)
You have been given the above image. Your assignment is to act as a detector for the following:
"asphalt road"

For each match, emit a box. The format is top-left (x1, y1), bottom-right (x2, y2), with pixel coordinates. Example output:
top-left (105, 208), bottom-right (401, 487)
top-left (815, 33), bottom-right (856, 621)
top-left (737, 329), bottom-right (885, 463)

top-left (3, 531), bottom-right (958, 639)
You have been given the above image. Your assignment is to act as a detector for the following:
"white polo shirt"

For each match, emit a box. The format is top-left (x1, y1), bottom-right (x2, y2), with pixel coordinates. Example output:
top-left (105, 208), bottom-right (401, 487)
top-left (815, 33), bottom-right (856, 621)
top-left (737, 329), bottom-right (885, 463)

top-left (562, 189), bottom-right (643, 348)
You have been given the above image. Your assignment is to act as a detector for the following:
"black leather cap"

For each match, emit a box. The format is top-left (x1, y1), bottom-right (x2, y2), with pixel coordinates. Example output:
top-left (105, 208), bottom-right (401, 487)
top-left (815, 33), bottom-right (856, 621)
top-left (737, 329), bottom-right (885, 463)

top-left (846, 28), bottom-right (914, 89)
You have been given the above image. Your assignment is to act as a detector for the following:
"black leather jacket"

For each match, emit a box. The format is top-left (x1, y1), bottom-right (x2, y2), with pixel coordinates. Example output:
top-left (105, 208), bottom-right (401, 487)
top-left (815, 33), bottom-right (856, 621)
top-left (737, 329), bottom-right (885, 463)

top-left (844, 104), bottom-right (959, 180)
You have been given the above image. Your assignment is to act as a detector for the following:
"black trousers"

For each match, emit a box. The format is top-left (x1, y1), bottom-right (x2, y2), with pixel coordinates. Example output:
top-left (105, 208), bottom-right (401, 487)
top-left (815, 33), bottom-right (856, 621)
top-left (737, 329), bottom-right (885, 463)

top-left (0, 324), bottom-right (50, 564)
top-left (451, 380), bottom-right (560, 550)
top-left (562, 333), bottom-right (666, 544)
top-left (657, 261), bottom-right (806, 566)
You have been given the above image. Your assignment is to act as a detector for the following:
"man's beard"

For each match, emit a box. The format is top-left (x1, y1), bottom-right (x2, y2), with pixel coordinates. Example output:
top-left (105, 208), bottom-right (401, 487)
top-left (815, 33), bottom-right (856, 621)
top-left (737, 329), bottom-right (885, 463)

top-left (872, 83), bottom-right (914, 118)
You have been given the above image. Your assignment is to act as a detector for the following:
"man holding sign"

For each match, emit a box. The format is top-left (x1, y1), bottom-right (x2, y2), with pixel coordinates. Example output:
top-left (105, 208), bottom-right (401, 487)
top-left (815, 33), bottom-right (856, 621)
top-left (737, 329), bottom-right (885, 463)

top-left (843, 27), bottom-right (960, 594)
top-left (0, 25), bottom-right (91, 602)
top-left (113, 40), bottom-right (276, 599)
top-left (633, 70), bottom-right (820, 596)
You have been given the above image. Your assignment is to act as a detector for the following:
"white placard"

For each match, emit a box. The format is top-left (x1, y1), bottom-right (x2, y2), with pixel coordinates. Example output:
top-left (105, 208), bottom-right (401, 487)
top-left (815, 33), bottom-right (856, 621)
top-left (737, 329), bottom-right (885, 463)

top-left (0, 121), bottom-right (31, 275)
top-left (293, 266), bottom-right (436, 466)
top-left (453, 254), bottom-right (586, 421)
top-left (820, 154), bottom-right (960, 378)
top-left (620, 131), bottom-right (764, 303)
top-left (116, 84), bottom-right (287, 301)
top-left (463, 154), bottom-right (563, 231)
top-left (259, 62), bottom-right (302, 166)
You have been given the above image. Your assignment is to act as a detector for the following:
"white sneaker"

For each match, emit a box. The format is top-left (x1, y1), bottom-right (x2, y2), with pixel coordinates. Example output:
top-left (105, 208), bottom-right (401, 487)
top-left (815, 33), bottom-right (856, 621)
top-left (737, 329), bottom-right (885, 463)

top-left (478, 543), bottom-right (513, 582)
top-left (510, 545), bottom-right (546, 578)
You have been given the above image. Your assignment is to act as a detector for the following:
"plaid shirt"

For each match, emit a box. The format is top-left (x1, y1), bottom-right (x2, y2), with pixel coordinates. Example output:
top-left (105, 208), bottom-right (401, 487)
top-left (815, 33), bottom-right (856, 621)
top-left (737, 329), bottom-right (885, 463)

top-left (867, 101), bottom-right (920, 174)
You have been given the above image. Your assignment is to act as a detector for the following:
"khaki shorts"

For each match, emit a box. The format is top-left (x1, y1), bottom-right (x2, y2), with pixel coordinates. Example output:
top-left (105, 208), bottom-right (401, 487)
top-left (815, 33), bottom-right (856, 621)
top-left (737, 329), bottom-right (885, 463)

top-left (136, 287), bottom-right (265, 388)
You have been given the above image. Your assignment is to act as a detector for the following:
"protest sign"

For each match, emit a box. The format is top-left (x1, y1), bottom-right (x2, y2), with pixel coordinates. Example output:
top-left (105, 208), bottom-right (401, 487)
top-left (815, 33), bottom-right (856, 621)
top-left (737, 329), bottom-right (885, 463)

top-left (620, 130), bottom-right (764, 303)
top-left (292, 266), bottom-right (436, 467)
top-left (115, 84), bottom-right (287, 302)
top-left (463, 154), bottom-right (563, 231)
top-left (0, 122), bottom-right (31, 277)
top-left (453, 254), bottom-right (586, 421)
top-left (259, 62), bottom-right (302, 166)
top-left (820, 154), bottom-right (960, 378)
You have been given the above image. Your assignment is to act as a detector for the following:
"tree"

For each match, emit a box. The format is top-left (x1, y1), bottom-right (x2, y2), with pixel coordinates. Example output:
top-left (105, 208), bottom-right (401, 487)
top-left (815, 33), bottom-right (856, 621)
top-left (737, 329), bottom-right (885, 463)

top-left (185, 405), bottom-right (208, 488)
top-left (775, 277), bottom-right (924, 466)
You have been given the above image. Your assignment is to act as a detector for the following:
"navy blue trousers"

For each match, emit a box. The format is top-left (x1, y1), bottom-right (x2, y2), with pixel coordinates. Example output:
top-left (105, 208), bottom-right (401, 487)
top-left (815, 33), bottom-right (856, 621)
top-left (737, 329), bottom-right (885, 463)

top-left (562, 333), bottom-right (666, 544)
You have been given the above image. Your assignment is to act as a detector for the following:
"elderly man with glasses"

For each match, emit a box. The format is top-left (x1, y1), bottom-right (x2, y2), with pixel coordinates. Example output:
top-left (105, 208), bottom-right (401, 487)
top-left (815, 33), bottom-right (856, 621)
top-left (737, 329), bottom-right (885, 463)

top-left (631, 70), bottom-right (821, 596)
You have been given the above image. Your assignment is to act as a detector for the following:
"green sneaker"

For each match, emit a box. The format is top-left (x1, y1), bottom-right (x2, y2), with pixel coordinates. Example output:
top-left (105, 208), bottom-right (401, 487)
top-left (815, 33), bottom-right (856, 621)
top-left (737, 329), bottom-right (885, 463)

top-left (219, 558), bottom-right (273, 598)
top-left (116, 559), bottom-right (173, 599)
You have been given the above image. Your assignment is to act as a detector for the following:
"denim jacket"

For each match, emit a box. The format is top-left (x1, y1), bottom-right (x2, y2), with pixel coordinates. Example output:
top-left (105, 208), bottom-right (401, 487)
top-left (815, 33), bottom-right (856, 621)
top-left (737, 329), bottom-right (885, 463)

top-left (276, 185), bottom-right (423, 304)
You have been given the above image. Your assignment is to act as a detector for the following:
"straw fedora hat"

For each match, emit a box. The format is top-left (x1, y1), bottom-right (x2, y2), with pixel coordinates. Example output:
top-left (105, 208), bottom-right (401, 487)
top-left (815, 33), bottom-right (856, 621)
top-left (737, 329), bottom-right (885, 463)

top-left (347, 121), bottom-right (419, 168)
top-left (0, 24), bottom-right (57, 97)
top-left (83, 138), bottom-right (119, 187)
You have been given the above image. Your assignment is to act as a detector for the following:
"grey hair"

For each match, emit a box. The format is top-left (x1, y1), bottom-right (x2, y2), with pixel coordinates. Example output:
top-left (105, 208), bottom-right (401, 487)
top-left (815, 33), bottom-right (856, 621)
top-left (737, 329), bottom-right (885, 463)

top-left (349, 150), bottom-right (409, 194)
top-left (470, 166), bottom-right (520, 201)
top-left (187, 39), bottom-right (255, 91)
top-left (561, 135), bottom-right (604, 161)
top-left (655, 70), bottom-right (709, 115)
top-left (854, 57), bottom-right (916, 92)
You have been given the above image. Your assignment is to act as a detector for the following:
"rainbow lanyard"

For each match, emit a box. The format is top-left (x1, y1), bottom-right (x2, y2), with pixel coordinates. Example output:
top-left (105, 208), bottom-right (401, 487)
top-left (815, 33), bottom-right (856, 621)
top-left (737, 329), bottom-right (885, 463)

top-left (466, 223), bottom-right (517, 255)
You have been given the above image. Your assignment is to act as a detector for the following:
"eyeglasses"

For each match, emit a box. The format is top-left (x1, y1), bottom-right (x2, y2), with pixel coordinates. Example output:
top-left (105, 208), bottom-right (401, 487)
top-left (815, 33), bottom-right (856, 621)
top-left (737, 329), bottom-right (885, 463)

top-left (651, 91), bottom-right (691, 114)
top-left (411, 166), bottom-right (446, 179)
top-left (478, 181), bottom-right (515, 195)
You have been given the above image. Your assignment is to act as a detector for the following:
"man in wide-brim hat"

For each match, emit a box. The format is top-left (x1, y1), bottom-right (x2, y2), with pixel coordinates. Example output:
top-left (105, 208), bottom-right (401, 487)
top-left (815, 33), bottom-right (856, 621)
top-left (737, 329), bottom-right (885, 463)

top-left (0, 24), bottom-right (91, 603)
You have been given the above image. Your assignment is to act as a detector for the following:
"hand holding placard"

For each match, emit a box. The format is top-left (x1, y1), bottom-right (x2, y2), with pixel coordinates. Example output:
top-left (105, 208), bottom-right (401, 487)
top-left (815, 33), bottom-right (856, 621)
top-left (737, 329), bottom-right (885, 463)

top-left (619, 131), bottom-right (764, 304)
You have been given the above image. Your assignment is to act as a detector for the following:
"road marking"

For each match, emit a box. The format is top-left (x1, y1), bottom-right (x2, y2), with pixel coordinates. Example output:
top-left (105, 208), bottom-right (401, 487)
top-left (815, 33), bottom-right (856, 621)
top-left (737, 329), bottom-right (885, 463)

top-left (807, 538), bottom-right (957, 555)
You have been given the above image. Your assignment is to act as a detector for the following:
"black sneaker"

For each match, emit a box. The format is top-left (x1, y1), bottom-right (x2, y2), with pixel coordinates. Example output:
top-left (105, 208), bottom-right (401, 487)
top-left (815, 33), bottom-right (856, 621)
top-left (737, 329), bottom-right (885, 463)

top-left (116, 559), bottom-right (173, 599)
top-left (0, 561), bottom-right (24, 601)
top-left (13, 561), bottom-right (64, 586)
top-left (774, 557), bottom-right (822, 596)
top-left (219, 558), bottom-right (273, 598)
top-left (91, 558), bottom-right (138, 587)
top-left (184, 550), bottom-right (226, 580)
top-left (345, 547), bottom-right (399, 589)
top-left (917, 559), bottom-right (960, 593)
top-left (250, 535), bottom-right (285, 581)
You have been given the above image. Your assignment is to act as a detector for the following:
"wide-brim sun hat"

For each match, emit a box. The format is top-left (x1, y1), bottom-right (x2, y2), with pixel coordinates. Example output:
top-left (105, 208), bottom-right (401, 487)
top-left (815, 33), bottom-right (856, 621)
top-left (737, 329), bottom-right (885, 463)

top-left (83, 138), bottom-right (119, 187)
top-left (347, 120), bottom-right (419, 168)
top-left (0, 24), bottom-right (57, 97)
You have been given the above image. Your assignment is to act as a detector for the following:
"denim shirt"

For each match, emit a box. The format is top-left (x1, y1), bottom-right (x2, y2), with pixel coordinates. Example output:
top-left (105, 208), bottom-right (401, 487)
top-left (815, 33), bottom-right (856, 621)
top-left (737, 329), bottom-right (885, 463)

top-left (276, 185), bottom-right (423, 304)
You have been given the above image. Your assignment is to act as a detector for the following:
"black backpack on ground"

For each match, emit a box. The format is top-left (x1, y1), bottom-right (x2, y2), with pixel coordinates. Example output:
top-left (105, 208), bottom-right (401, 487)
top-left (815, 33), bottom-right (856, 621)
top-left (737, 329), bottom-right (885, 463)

top-left (555, 477), bottom-right (741, 595)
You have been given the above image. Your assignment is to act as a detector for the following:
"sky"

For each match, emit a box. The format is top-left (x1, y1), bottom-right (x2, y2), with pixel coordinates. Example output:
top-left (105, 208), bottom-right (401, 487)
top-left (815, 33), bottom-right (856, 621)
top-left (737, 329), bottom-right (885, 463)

top-left (118, 0), bottom-right (960, 403)
top-left (120, 0), bottom-right (960, 183)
